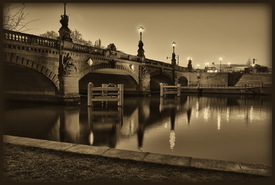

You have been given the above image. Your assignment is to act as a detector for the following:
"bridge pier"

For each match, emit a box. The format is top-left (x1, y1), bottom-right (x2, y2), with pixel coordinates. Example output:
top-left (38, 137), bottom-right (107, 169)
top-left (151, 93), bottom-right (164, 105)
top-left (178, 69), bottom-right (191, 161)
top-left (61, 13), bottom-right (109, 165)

top-left (58, 52), bottom-right (81, 104)
top-left (58, 75), bottom-right (81, 104)
top-left (138, 65), bottom-right (151, 95)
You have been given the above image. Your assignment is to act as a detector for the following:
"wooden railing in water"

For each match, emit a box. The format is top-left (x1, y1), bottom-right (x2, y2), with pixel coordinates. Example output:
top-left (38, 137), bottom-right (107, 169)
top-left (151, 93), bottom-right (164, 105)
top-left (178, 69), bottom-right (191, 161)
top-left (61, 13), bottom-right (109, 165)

top-left (87, 83), bottom-right (124, 106)
top-left (160, 83), bottom-right (181, 97)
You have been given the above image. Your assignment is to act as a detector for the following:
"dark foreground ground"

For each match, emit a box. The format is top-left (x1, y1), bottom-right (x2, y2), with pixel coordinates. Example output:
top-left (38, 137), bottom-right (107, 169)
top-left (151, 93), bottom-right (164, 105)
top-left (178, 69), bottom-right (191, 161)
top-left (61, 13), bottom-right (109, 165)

top-left (2, 143), bottom-right (273, 183)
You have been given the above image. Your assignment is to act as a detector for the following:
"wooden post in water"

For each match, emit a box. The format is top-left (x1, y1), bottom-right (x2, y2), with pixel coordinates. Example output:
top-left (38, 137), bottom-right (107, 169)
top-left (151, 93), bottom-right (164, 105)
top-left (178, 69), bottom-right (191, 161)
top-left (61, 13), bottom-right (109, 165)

top-left (177, 84), bottom-right (181, 97)
top-left (118, 84), bottom-right (124, 106)
top-left (160, 83), bottom-right (164, 97)
top-left (87, 82), bottom-right (93, 106)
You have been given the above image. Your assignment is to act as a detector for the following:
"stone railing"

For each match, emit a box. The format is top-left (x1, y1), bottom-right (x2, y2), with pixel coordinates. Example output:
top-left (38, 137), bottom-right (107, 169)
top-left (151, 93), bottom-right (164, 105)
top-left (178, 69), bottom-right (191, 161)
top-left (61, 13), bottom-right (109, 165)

top-left (144, 58), bottom-right (187, 71)
top-left (4, 29), bottom-right (188, 70)
top-left (71, 43), bottom-right (89, 52)
top-left (4, 29), bottom-right (60, 49)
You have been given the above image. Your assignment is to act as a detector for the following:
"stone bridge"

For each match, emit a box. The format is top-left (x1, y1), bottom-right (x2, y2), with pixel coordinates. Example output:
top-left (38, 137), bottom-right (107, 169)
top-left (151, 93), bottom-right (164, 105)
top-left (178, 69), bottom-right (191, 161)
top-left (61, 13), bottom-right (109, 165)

top-left (3, 29), bottom-right (199, 104)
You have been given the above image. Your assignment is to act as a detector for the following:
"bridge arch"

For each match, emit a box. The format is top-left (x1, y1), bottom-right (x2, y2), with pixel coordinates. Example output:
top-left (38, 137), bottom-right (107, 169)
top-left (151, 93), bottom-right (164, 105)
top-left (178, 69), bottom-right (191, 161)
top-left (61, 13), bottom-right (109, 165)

top-left (178, 76), bottom-right (188, 86)
top-left (79, 63), bottom-right (139, 94)
top-left (150, 71), bottom-right (173, 92)
top-left (4, 63), bottom-right (59, 95)
top-left (79, 63), bottom-right (139, 84)
top-left (4, 53), bottom-right (60, 91)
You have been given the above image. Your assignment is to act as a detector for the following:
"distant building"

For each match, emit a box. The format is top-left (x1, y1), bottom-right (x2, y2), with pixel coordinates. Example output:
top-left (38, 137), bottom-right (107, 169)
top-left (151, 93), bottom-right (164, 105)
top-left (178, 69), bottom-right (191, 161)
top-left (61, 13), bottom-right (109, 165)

top-left (205, 63), bottom-right (249, 73)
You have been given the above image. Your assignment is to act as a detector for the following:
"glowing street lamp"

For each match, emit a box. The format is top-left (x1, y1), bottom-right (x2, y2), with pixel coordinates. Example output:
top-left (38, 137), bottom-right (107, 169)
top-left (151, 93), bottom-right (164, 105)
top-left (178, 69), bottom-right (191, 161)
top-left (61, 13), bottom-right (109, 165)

top-left (138, 26), bottom-right (144, 41)
top-left (137, 26), bottom-right (145, 59)
top-left (172, 42), bottom-right (176, 53)
top-left (171, 42), bottom-right (177, 66)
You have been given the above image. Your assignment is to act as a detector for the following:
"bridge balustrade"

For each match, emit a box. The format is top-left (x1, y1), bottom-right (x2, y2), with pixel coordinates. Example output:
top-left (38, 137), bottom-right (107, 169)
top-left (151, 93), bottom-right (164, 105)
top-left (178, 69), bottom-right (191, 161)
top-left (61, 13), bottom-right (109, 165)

top-left (4, 29), bottom-right (60, 49)
top-left (4, 29), bottom-right (190, 72)
top-left (72, 43), bottom-right (90, 52)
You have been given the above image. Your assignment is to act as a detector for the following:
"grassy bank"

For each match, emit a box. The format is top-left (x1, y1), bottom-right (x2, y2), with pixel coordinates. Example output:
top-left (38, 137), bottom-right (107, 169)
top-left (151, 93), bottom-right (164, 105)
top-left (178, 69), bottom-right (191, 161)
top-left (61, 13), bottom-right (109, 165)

top-left (2, 143), bottom-right (272, 183)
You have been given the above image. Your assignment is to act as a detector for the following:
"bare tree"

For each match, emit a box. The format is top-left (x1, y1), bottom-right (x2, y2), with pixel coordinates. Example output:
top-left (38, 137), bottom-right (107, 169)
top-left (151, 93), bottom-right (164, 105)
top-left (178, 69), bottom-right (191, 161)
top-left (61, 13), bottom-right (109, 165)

top-left (40, 31), bottom-right (59, 39)
top-left (40, 29), bottom-right (96, 47)
top-left (3, 3), bottom-right (37, 32)
top-left (70, 29), bottom-right (93, 46)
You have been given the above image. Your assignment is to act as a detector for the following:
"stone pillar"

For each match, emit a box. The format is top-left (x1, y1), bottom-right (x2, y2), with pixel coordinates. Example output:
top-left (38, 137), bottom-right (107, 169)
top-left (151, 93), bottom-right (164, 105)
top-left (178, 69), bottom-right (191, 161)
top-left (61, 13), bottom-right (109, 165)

top-left (138, 65), bottom-right (150, 95)
top-left (137, 40), bottom-right (145, 62)
top-left (58, 53), bottom-right (80, 104)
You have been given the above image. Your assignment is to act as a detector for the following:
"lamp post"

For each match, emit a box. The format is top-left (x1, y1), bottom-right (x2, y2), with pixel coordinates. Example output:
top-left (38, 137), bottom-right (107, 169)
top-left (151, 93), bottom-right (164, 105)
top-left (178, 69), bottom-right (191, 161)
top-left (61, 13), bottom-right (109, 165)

top-left (171, 42), bottom-right (176, 66)
top-left (219, 57), bottom-right (222, 73)
top-left (187, 57), bottom-right (192, 72)
top-left (171, 42), bottom-right (177, 85)
top-left (137, 26), bottom-right (145, 60)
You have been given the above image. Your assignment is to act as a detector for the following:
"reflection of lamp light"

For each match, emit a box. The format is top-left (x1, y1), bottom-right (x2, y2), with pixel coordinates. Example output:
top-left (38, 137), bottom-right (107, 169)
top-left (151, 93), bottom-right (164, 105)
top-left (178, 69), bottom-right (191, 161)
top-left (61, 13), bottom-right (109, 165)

top-left (196, 100), bottom-right (199, 118)
top-left (169, 130), bottom-right (176, 150)
top-left (226, 107), bottom-right (230, 122)
top-left (250, 106), bottom-right (253, 123)
top-left (203, 107), bottom-right (209, 122)
top-left (217, 113), bottom-right (221, 131)
top-left (89, 132), bottom-right (94, 145)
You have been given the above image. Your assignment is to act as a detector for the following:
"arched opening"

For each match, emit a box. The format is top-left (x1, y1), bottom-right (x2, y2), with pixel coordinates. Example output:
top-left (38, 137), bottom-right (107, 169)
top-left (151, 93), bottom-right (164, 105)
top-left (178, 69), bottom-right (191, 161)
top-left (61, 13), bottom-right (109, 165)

top-left (178, 76), bottom-right (188, 86)
top-left (4, 63), bottom-right (58, 96)
top-left (79, 70), bottom-right (139, 95)
top-left (150, 74), bottom-right (172, 92)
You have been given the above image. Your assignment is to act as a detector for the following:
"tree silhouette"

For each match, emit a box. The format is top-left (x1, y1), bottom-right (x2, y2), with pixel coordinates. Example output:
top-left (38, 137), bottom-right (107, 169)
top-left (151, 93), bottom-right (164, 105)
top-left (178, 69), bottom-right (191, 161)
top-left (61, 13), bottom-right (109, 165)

top-left (3, 3), bottom-right (37, 32)
top-left (40, 29), bottom-right (97, 47)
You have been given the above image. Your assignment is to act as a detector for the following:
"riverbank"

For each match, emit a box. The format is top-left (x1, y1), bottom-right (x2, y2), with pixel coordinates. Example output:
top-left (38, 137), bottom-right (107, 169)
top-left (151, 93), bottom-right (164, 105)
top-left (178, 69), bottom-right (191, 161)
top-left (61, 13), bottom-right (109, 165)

top-left (2, 135), bottom-right (272, 183)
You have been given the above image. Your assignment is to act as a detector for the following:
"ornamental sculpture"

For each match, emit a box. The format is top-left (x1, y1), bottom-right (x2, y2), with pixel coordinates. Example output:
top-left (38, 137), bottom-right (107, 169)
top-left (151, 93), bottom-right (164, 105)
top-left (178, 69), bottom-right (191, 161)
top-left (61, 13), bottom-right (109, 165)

top-left (141, 65), bottom-right (148, 76)
top-left (63, 54), bottom-right (77, 75)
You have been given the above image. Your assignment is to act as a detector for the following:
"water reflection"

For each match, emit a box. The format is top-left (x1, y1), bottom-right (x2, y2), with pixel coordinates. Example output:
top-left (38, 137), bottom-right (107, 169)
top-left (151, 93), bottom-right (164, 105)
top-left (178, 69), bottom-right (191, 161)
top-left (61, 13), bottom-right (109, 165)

top-left (88, 106), bottom-right (122, 148)
top-left (4, 94), bottom-right (272, 165)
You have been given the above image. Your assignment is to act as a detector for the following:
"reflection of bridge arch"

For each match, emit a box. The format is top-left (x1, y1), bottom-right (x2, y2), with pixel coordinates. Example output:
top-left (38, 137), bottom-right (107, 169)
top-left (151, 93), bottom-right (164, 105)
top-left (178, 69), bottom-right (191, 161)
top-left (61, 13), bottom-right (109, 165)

top-left (4, 53), bottom-right (59, 91)
top-left (150, 72), bottom-right (173, 91)
top-left (178, 76), bottom-right (188, 86)
top-left (79, 63), bottom-right (139, 84)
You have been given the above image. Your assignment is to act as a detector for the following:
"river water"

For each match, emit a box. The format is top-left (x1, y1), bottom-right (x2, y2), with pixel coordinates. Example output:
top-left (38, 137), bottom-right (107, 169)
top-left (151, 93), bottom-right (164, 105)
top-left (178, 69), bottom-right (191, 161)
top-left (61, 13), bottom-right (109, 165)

top-left (3, 94), bottom-right (272, 165)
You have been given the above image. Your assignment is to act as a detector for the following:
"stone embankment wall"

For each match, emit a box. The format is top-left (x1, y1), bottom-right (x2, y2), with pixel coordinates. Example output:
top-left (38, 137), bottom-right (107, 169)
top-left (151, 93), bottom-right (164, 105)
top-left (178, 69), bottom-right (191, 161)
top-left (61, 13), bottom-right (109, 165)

top-left (235, 73), bottom-right (272, 87)
top-left (187, 72), bottom-right (228, 87)
top-left (187, 72), bottom-right (272, 87)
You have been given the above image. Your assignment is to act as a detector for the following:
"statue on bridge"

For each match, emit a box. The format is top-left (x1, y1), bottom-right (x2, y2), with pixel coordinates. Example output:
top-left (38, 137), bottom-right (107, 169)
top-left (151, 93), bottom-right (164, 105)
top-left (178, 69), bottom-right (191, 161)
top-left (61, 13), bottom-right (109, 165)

top-left (60, 14), bottom-right (69, 28)
top-left (58, 3), bottom-right (72, 42)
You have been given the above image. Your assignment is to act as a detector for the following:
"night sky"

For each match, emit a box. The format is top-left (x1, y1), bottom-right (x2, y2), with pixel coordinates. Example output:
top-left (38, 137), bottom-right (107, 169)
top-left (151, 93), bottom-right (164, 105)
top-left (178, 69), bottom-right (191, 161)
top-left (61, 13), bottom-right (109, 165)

top-left (5, 3), bottom-right (272, 68)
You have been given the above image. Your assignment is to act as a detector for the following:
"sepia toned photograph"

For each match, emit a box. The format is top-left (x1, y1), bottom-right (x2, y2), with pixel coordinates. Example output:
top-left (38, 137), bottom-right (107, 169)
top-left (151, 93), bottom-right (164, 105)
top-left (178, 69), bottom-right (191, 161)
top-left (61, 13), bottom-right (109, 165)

top-left (2, 2), bottom-right (272, 183)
